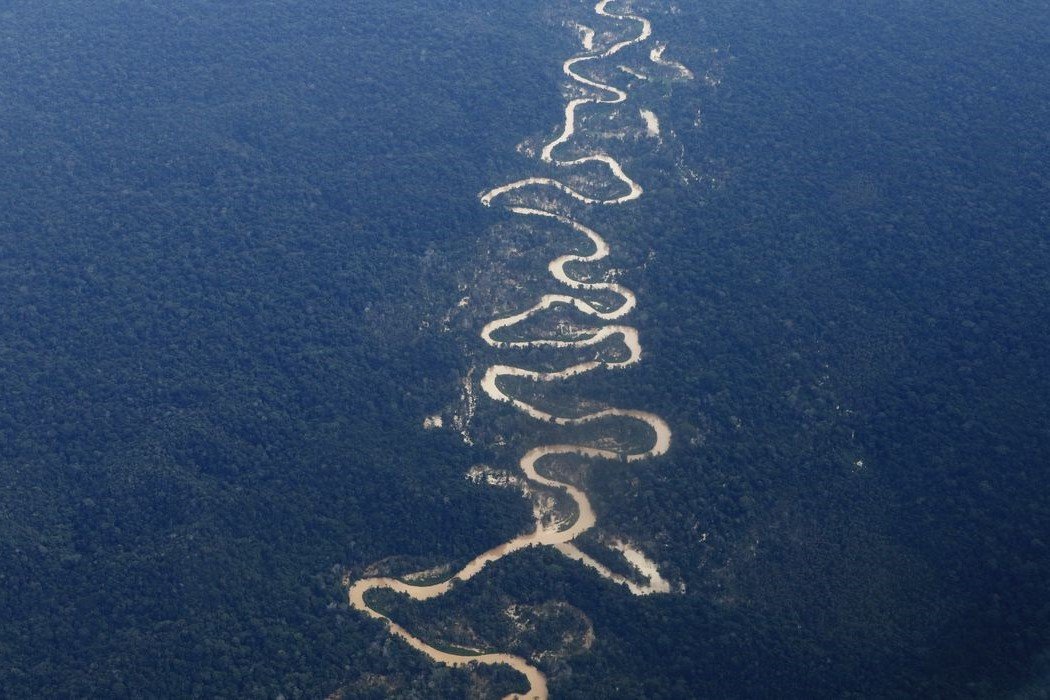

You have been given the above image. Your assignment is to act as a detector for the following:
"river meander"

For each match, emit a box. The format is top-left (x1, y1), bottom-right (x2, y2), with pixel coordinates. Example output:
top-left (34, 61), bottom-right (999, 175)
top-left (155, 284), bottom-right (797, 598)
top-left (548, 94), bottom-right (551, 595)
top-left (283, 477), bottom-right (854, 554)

top-left (348, 3), bottom-right (689, 697)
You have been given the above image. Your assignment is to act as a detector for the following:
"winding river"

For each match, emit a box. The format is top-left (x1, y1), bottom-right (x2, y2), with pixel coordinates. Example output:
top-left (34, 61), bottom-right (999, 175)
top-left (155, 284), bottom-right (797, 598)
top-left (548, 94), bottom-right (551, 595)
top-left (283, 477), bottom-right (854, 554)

top-left (348, 2), bottom-right (686, 697)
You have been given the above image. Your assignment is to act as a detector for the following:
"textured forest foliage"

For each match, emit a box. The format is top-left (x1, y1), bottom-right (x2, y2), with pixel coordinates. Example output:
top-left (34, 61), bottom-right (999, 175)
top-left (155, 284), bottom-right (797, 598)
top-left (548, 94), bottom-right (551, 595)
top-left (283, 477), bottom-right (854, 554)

top-left (1, 0), bottom-right (1048, 697)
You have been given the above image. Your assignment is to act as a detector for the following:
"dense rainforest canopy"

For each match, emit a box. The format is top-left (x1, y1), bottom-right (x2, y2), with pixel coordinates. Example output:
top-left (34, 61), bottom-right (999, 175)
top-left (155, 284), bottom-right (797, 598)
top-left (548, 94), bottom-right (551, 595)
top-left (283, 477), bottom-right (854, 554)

top-left (1, 0), bottom-right (1048, 697)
